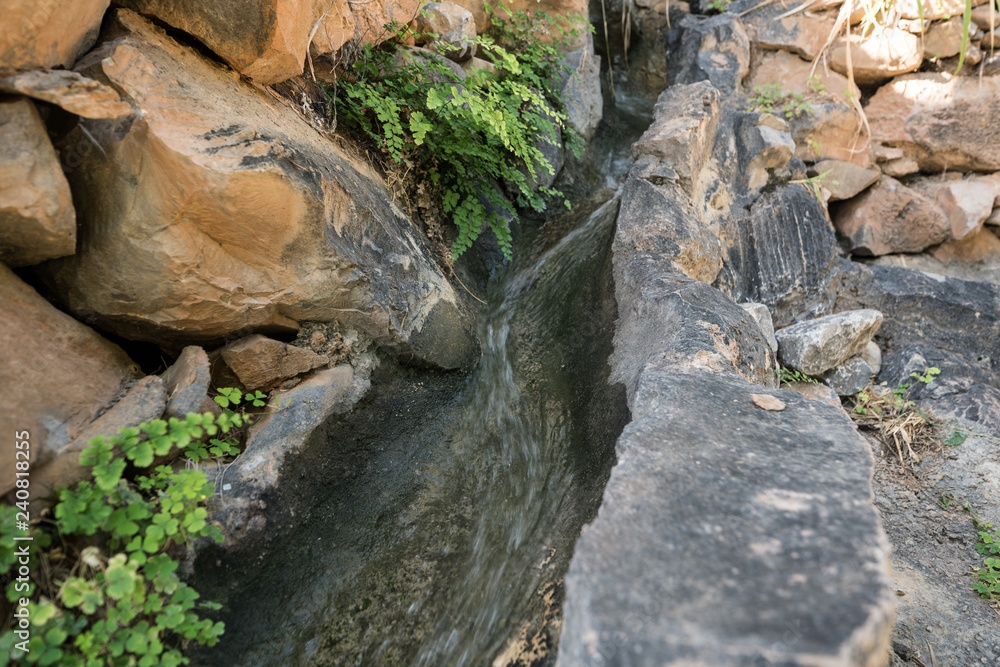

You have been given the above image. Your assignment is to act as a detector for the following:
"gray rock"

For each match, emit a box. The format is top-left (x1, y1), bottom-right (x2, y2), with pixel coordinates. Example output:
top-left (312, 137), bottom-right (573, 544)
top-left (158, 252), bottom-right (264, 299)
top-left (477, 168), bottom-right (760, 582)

top-left (776, 309), bottom-right (884, 377)
top-left (212, 364), bottom-right (370, 546)
top-left (30, 376), bottom-right (167, 509)
top-left (559, 32), bottom-right (603, 142)
top-left (558, 369), bottom-right (894, 667)
top-left (161, 345), bottom-right (211, 419)
top-left (717, 184), bottom-right (842, 329)
top-left (823, 356), bottom-right (874, 396)
top-left (736, 112), bottom-right (794, 191)
top-left (785, 381), bottom-right (843, 407)
top-left (667, 13), bottom-right (751, 97)
top-left (862, 341), bottom-right (882, 376)
top-left (836, 264), bottom-right (1000, 384)
top-left (631, 81), bottom-right (721, 193)
top-left (739, 302), bottom-right (778, 352)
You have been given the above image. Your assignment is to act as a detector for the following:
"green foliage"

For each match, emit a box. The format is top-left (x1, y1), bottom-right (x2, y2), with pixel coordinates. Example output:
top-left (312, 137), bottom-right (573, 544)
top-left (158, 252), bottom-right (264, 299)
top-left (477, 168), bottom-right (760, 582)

top-left (777, 366), bottom-right (819, 385)
top-left (943, 430), bottom-right (968, 447)
top-left (333, 3), bottom-right (588, 260)
top-left (707, 0), bottom-right (732, 12)
top-left (973, 517), bottom-right (1000, 600)
top-left (0, 399), bottom-right (255, 665)
top-left (745, 84), bottom-right (813, 119)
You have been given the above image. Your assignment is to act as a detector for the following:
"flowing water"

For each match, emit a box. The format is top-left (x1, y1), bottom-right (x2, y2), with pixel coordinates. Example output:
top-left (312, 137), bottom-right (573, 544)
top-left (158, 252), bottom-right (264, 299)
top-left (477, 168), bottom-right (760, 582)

top-left (194, 94), bottom-right (652, 667)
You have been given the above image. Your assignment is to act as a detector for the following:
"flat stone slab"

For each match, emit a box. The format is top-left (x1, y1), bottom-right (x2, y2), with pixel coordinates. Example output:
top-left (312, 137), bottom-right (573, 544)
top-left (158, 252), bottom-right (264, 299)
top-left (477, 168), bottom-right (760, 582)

top-left (558, 369), bottom-right (894, 667)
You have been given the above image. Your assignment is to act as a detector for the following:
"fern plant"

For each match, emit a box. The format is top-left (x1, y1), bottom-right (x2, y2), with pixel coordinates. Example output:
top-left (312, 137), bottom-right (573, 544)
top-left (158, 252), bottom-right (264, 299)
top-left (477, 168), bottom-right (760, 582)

top-left (333, 3), bottom-right (588, 260)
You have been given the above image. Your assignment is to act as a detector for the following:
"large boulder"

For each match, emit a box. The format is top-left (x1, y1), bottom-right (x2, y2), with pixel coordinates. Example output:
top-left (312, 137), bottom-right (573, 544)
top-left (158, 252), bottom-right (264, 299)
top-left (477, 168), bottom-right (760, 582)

top-left (744, 14), bottom-right (834, 60)
top-left (866, 72), bottom-right (1000, 172)
top-left (558, 370), bottom-right (894, 667)
top-left (559, 32), bottom-right (603, 141)
top-left (668, 14), bottom-right (751, 97)
top-left (828, 30), bottom-right (923, 85)
top-left (0, 0), bottom-right (110, 70)
top-left (0, 264), bottom-right (139, 497)
top-left (121, 0), bottom-right (421, 84)
top-left (834, 176), bottom-right (951, 256)
top-left (775, 309), bottom-right (884, 377)
top-left (0, 98), bottom-right (76, 268)
top-left (38, 10), bottom-right (478, 370)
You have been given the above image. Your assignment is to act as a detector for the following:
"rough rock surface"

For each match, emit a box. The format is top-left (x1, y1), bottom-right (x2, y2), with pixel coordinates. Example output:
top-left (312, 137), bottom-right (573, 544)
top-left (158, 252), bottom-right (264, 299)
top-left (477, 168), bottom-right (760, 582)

top-left (558, 370), bottom-right (894, 667)
top-left (862, 341), bottom-right (882, 376)
top-left (0, 0), bottom-right (110, 69)
top-left (631, 81), bottom-right (720, 191)
top-left (220, 335), bottom-right (329, 390)
top-left (0, 264), bottom-right (138, 497)
top-left (775, 309), bottom-right (884, 377)
top-left (719, 184), bottom-right (841, 328)
top-left (0, 98), bottom-right (76, 268)
top-left (29, 376), bottom-right (166, 509)
top-left (834, 176), bottom-right (951, 256)
top-left (0, 70), bottom-right (131, 120)
top-left (823, 356), bottom-right (874, 396)
top-left (837, 264), bottom-right (1000, 387)
top-left (786, 380), bottom-right (843, 407)
top-left (736, 113), bottom-right (794, 191)
top-left (740, 302), bottom-right (778, 352)
top-left (829, 31), bottom-right (923, 85)
top-left (161, 346), bottom-right (212, 419)
top-left (559, 33), bottom-right (603, 141)
top-left (122, 0), bottom-right (420, 84)
top-left (745, 14), bottom-right (833, 60)
top-left (866, 73), bottom-right (1000, 172)
top-left (910, 174), bottom-right (1000, 241)
top-left (923, 16), bottom-right (969, 58)
top-left (668, 14), bottom-right (750, 97)
top-left (814, 159), bottom-right (880, 201)
top-left (412, 2), bottom-right (477, 62)
top-left (211, 364), bottom-right (370, 546)
top-left (39, 10), bottom-right (478, 370)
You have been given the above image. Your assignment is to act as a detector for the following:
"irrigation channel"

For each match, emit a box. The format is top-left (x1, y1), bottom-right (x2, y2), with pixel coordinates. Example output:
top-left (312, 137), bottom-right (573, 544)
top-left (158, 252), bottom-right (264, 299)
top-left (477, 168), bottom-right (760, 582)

top-left (193, 88), bottom-right (654, 667)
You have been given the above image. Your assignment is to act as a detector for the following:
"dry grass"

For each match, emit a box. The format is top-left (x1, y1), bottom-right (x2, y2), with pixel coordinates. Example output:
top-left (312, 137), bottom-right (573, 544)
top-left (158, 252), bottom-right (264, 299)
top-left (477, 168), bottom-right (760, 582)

top-left (847, 383), bottom-right (941, 467)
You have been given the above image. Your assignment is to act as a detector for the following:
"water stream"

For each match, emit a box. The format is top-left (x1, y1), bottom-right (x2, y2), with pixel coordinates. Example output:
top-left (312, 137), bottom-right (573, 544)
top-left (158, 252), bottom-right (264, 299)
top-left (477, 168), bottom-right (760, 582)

top-left (194, 91), bottom-right (653, 667)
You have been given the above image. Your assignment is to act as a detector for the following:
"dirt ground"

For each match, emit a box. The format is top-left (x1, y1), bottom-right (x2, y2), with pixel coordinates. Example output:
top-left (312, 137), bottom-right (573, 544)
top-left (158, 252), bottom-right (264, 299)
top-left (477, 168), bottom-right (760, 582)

top-left (865, 417), bottom-right (1000, 666)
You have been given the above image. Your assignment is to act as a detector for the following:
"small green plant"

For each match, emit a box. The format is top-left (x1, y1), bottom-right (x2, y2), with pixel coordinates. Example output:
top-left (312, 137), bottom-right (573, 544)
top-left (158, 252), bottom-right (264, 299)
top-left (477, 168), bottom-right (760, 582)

top-left (943, 430), bottom-right (968, 447)
top-left (972, 516), bottom-right (1000, 601)
top-left (334, 3), bottom-right (588, 260)
top-left (791, 169), bottom-right (833, 206)
top-left (707, 0), bottom-right (732, 12)
top-left (0, 390), bottom-right (263, 665)
top-left (745, 84), bottom-right (813, 120)
top-left (777, 366), bottom-right (819, 385)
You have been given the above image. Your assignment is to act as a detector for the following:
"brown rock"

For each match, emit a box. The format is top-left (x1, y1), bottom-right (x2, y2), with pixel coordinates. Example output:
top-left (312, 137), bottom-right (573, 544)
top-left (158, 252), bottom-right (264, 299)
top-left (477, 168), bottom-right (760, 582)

top-left (412, 2), bottom-right (477, 63)
top-left (972, 3), bottom-right (1000, 29)
top-left (221, 335), bottom-right (329, 390)
top-left (899, 0), bottom-right (989, 21)
top-left (161, 346), bottom-right (212, 419)
top-left (0, 70), bottom-right (131, 120)
top-left (924, 16), bottom-right (967, 59)
top-left (785, 381), bottom-right (843, 408)
top-left (751, 393), bottom-right (787, 411)
top-left (121, 0), bottom-right (421, 84)
top-left (450, 0), bottom-right (589, 45)
top-left (0, 98), bottom-right (75, 268)
top-left (39, 10), bottom-right (478, 370)
top-left (834, 176), bottom-right (951, 255)
top-left (873, 144), bottom-right (905, 162)
top-left (745, 51), bottom-right (871, 166)
top-left (829, 30), bottom-right (923, 85)
top-left (29, 376), bottom-right (167, 509)
top-left (881, 157), bottom-right (920, 177)
top-left (932, 225), bottom-right (1000, 262)
top-left (812, 159), bottom-right (880, 201)
top-left (0, 0), bottom-right (110, 70)
top-left (988, 206), bottom-right (1000, 226)
top-left (911, 173), bottom-right (1000, 240)
top-left (745, 14), bottom-right (835, 60)
top-left (866, 72), bottom-right (1000, 172)
top-left (0, 264), bottom-right (139, 497)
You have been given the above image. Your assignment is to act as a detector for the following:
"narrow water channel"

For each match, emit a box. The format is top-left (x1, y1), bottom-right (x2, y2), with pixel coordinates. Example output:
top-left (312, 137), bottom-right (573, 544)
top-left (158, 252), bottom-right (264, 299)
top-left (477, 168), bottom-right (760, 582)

top-left (193, 91), bottom-right (652, 667)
